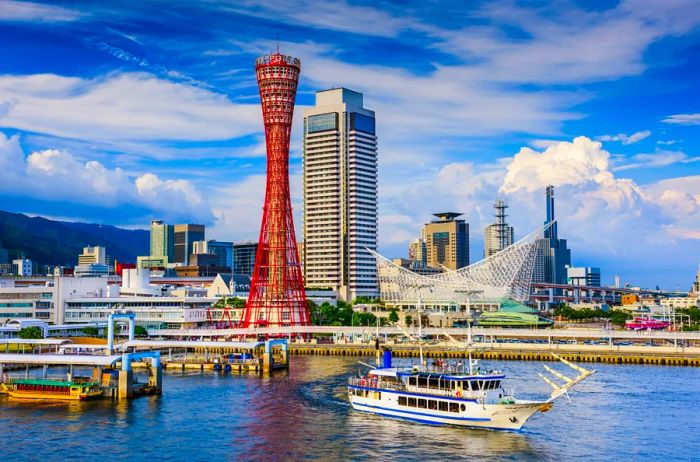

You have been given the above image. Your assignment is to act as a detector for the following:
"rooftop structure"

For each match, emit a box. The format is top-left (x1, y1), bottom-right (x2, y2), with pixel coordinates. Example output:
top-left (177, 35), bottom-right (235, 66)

top-left (484, 199), bottom-right (514, 258)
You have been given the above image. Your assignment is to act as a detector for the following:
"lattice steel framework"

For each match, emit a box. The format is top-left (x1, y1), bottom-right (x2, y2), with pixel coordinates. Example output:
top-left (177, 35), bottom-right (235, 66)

top-left (243, 53), bottom-right (310, 328)
top-left (372, 223), bottom-right (552, 304)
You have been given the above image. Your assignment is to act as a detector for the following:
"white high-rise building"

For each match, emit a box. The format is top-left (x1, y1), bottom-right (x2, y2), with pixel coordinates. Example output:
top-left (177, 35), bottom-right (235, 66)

top-left (302, 88), bottom-right (378, 301)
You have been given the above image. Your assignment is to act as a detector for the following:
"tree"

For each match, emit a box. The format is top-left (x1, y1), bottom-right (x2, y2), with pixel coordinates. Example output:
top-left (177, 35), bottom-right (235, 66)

top-left (214, 297), bottom-right (246, 309)
top-left (388, 309), bottom-right (399, 324)
top-left (134, 325), bottom-right (149, 337)
top-left (82, 326), bottom-right (98, 337)
top-left (404, 314), bottom-right (413, 328)
top-left (18, 326), bottom-right (43, 339)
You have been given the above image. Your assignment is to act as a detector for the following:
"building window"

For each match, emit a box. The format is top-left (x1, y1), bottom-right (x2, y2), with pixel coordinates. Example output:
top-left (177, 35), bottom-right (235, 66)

top-left (350, 112), bottom-right (375, 135)
top-left (307, 113), bottom-right (338, 133)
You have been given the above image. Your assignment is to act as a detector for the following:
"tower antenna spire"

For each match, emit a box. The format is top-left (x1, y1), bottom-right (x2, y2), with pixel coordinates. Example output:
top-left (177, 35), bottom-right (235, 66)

top-left (276, 34), bottom-right (279, 53)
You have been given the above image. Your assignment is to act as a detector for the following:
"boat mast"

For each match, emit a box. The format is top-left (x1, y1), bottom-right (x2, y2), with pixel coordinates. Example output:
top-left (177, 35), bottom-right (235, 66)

top-left (417, 287), bottom-right (424, 368)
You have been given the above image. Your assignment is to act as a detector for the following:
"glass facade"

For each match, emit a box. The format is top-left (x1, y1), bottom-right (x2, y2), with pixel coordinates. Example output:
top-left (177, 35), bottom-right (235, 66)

top-left (234, 243), bottom-right (258, 277)
top-left (350, 112), bottom-right (375, 134)
top-left (307, 113), bottom-right (338, 133)
top-left (433, 232), bottom-right (450, 264)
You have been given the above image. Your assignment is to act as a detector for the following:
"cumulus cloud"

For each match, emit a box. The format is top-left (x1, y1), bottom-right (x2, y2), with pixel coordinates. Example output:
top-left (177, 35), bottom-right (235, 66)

top-left (596, 130), bottom-right (651, 145)
top-left (0, 73), bottom-right (260, 142)
top-left (501, 137), bottom-right (612, 193)
top-left (0, 132), bottom-right (213, 222)
top-left (662, 113), bottom-right (700, 126)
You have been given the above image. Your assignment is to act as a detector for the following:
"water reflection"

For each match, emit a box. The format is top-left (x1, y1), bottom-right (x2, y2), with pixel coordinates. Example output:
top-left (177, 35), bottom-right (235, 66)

top-left (0, 357), bottom-right (698, 461)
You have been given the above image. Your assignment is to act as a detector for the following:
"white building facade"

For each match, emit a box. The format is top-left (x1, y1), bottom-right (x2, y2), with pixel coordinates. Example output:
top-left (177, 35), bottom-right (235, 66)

top-left (302, 88), bottom-right (379, 301)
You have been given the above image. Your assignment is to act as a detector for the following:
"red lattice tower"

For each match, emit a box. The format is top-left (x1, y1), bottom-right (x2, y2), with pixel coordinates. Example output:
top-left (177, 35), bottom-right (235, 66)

top-left (242, 52), bottom-right (310, 328)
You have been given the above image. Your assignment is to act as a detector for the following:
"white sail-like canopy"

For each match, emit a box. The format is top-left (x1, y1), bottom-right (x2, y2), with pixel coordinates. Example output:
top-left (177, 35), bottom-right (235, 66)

top-left (371, 223), bottom-right (550, 304)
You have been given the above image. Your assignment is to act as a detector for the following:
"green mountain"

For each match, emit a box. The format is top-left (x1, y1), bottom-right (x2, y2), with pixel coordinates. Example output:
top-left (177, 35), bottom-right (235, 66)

top-left (0, 210), bottom-right (148, 266)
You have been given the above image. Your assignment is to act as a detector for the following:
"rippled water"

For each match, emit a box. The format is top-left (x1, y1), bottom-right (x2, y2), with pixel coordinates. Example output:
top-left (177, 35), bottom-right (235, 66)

top-left (1, 356), bottom-right (699, 461)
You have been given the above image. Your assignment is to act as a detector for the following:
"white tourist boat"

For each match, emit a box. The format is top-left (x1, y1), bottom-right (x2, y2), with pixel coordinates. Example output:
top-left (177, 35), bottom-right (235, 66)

top-left (348, 350), bottom-right (594, 431)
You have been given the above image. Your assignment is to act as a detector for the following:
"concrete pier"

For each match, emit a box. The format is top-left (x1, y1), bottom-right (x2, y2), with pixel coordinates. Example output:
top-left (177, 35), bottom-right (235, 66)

top-left (288, 343), bottom-right (700, 366)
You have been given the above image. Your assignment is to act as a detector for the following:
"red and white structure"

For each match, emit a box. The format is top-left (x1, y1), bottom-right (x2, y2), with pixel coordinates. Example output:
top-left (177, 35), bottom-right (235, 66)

top-left (242, 53), bottom-right (310, 328)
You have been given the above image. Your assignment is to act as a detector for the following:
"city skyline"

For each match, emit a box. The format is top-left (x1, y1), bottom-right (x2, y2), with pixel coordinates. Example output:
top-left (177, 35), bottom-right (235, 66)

top-left (0, 1), bottom-right (699, 288)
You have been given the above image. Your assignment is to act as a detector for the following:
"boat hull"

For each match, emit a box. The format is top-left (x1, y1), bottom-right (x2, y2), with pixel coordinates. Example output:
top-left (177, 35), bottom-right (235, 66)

top-left (348, 389), bottom-right (545, 431)
top-left (1, 383), bottom-right (103, 401)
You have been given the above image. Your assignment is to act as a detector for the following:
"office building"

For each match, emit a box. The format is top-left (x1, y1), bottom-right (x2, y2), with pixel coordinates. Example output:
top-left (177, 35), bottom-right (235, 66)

top-left (392, 258), bottom-right (443, 276)
top-left (0, 276), bottom-right (107, 324)
top-left (193, 240), bottom-right (234, 270)
top-left (234, 242), bottom-right (258, 278)
top-left (174, 224), bottom-right (205, 265)
top-left (484, 199), bottom-right (514, 258)
top-left (302, 88), bottom-right (379, 301)
top-left (423, 213), bottom-right (469, 270)
top-left (78, 246), bottom-right (107, 266)
top-left (408, 238), bottom-right (427, 265)
top-left (13, 258), bottom-right (33, 277)
top-left (150, 220), bottom-right (174, 263)
top-left (76, 246), bottom-right (109, 277)
top-left (567, 266), bottom-right (601, 287)
top-left (535, 186), bottom-right (572, 284)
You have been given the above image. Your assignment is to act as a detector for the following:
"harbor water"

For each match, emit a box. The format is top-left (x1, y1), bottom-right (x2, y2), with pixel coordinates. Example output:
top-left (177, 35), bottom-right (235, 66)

top-left (1, 356), bottom-right (699, 461)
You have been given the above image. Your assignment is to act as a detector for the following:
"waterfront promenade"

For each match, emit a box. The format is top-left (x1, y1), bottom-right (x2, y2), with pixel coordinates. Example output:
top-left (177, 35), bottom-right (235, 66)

top-left (142, 326), bottom-right (700, 366)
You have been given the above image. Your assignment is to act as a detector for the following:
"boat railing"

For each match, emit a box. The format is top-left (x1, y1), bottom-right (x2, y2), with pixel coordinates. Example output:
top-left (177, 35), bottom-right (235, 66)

top-left (348, 377), bottom-right (406, 392)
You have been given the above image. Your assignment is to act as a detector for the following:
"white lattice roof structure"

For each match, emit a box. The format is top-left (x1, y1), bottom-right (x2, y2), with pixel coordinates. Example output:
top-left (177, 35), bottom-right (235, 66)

top-left (372, 224), bottom-right (550, 304)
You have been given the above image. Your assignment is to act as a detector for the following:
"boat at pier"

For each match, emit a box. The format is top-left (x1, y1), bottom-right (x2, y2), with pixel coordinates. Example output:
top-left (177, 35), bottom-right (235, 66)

top-left (348, 350), bottom-right (594, 431)
top-left (1, 377), bottom-right (102, 401)
top-left (625, 317), bottom-right (671, 331)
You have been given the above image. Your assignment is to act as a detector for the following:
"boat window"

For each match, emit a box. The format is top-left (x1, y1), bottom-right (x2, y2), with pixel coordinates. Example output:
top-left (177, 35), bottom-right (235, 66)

top-left (450, 381), bottom-right (456, 390)
top-left (409, 377), bottom-right (417, 386)
top-left (494, 381), bottom-right (501, 389)
top-left (398, 396), bottom-right (407, 406)
top-left (377, 392), bottom-right (381, 400)
top-left (428, 400), bottom-right (437, 410)
top-left (408, 397), bottom-right (417, 407)
top-left (439, 401), bottom-right (448, 412)
top-left (460, 404), bottom-right (466, 412)
top-left (417, 376), bottom-right (428, 387)
top-left (418, 399), bottom-right (427, 409)
top-left (449, 402), bottom-right (459, 413)
top-left (463, 381), bottom-right (471, 391)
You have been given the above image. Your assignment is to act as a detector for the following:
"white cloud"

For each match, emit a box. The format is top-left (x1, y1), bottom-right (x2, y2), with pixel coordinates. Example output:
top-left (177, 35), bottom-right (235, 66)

top-left (430, 0), bottom-right (700, 84)
top-left (0, 0), bottom-right (83, 22)
top-left (0, 73), bottom-right (260, 142)
top-left (615, 150), bottom-right (700, 171)
top-left (501, 137), bottom-right (612, 193)
top-left (529, 139), bottom-right (561, 149)
top-left (596, 130), bottom-right (651, 145)
top-left (662, 113), bottom-right (700, 125)
top-left (217, 0), bottom-right (420, 37)
top-left (0, 132), bottom-right (213, 222)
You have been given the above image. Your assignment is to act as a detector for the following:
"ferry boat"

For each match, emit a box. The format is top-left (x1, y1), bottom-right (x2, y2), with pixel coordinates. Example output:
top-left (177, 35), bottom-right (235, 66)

top-left (1, 378), bottom-right (103, 401)
top-left (625, 317), bottom-right (671, 331)
top-left (348, 350), bottom-right (594, 431)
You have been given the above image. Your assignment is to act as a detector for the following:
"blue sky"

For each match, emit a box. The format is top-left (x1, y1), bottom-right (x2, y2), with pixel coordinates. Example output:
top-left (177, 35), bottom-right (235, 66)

top-left (0, 0), bottom-right (699, 289)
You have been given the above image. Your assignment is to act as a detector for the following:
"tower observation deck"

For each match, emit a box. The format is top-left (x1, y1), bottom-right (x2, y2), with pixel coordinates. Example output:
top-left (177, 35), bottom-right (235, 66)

top-left (243, 53), bottom-right (310, 328)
